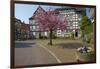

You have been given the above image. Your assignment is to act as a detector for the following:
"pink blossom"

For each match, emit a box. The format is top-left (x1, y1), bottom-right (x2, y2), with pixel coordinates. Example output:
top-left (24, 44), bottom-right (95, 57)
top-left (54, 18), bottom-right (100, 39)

top-left (35, 10), bottom-right (67, 32)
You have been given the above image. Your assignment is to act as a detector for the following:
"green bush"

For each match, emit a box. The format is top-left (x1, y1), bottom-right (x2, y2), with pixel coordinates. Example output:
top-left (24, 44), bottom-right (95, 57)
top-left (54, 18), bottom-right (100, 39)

top-left (86, 38), bottom-right (91, 43)
top-left (39, 36), bottom-right (47, 39)
top-left (70, 32), bottom-right (74, 39)
top-left (90, 39), bottom-right (94, 44)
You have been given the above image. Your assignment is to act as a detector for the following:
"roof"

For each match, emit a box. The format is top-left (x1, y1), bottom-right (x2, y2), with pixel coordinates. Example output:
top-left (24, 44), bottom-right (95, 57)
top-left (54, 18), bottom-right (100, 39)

top-left (29, 6), bottom-right (46, 20)
top-left (21, 23), bottom-right (30, 31)
top-left (15, 18), bottom-right (21, 22)
top-left (55, 7), bottom-right (85, 12)
top-left (47, 10), bottom-right (59, 14)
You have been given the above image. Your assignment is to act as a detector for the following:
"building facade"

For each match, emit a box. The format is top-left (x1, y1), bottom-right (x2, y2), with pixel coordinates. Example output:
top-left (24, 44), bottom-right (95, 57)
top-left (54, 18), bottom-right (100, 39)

top-left (29, 6), bottom-right (86, 38)
top-left (29, 6), bottom-right (48, 39)
top-left (15, 18), bottom-right (22, 40)
top-left (15, 18), bottom-right (30, 40)
top-left (55, 8), bottom-right (85, 38)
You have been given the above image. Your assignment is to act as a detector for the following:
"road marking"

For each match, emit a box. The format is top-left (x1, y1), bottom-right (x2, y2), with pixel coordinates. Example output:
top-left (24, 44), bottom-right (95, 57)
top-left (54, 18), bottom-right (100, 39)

top-left (37, 43), bottom-right (62, 63)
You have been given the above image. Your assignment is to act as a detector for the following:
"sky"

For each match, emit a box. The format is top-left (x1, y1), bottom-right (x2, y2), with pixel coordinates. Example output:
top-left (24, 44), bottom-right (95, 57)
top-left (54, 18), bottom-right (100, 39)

top-left (86, 8), bottom-right (91, 18)
top-left (15, 4), bottom-right (61, 24)
top-left (15, 4), bottom-right (91, 24)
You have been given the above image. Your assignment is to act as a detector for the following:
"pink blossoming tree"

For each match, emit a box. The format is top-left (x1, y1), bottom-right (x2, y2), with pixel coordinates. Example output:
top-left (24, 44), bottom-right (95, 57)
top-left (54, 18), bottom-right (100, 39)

top-left (35, 10), bottom-right (67, 45)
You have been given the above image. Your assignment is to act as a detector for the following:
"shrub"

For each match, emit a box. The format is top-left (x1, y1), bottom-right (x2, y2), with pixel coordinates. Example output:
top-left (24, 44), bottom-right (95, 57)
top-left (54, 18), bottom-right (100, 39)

top-left (70, 32), bottom-right (74, 39)
top-left (86, 38), bottom-right (91, 43)
top-left (39, 36), bottom-right (47, 39)
top-left (90, 39), bottom-right (94, 44)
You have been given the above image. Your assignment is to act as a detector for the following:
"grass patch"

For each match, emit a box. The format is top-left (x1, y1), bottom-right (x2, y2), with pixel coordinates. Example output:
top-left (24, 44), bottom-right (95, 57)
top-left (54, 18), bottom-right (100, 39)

top-left (36, 38), bottom-right (83, 46)
top-left (77, 51), bottom-right (95, 62)
top-left (36, 38), bottom-right (95, 63)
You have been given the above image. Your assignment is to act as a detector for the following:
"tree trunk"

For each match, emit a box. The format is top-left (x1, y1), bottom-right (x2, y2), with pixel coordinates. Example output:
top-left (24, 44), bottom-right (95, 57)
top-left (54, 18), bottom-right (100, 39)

top-left (49, 29), bottom-right (53, 45)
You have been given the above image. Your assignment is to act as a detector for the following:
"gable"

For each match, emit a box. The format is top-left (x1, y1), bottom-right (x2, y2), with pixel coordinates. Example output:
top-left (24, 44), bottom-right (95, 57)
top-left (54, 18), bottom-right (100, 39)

top-left (32, 6), bottom-right (46, 19)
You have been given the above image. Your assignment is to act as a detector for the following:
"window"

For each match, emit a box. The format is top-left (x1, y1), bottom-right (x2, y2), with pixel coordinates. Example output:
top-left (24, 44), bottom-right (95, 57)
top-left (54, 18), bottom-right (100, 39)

top-left (73, 22), bottom-right (76, 24)
top-left (76, 24), bottom-right (78, 26)
top-left (37, 26), bottom-right (39, 29)
top-left (30, 26), bottom-right (33, 30)
top-left (73, 14), bottom-right (76, 16)
top-left (73, 18), bottom-right (75, 20)
top-left (73, 26), bottom-right (77, 29)
top-left (76, 18), bottom-right (77, 20)
top-left (70, 27), bottom-right (72, 29)
top-left (33, 20), bottom-right (35, 24)
top-left (73, 24), bottom-right (76, 26)
top-left (73, 16), bottom-right (75, 18)
top-left (57, 30), bottom-right (61, 34)
top-left (76, 16), bottom-right (78, 18)
top-left (33, 32), bottom-right (36, 36)
top-left (78, 18), bottom-right (81, 20)
top-left (33, 26), bottom-right (36, 29)
top-left (44, 32), bottom-right (47, 36)
top-left (75, 14), bottom-right (78, 17)
top-left (29, 20), bottom-right (33, 24)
